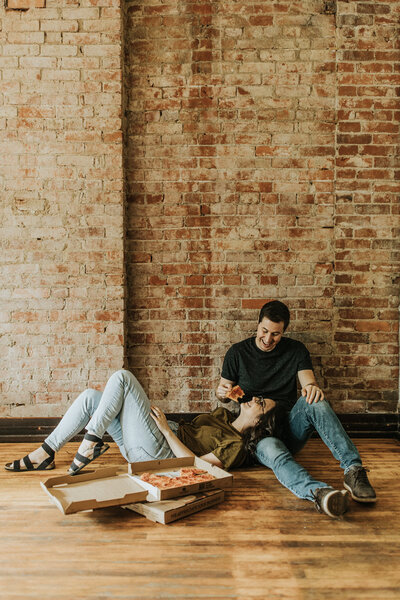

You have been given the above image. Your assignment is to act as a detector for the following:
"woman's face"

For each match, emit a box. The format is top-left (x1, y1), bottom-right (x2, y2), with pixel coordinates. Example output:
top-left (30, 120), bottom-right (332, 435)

top-left (240, 397), bottom-right (276, 428)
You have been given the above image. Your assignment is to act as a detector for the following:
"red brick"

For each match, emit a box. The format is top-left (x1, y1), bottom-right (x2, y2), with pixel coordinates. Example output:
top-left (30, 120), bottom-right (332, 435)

top-left (6, 0), bottom-right (45, 8)
top-left (1, 0), bottom-right (398, 418)
top-left (249, 16), bottom-right (274, 26)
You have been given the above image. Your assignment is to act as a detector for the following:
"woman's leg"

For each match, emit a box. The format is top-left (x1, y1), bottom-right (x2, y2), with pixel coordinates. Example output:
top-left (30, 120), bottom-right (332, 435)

top-left (5, 388), bottom-right (103, 470)
top-left (6, 369), bottom-right (174, 471)
top-left (98, 369), bottom-right (174, 463)
top-left (45, 388), bottom-right (103, 451)
top-left (71, 370), bottom-right (174, 469)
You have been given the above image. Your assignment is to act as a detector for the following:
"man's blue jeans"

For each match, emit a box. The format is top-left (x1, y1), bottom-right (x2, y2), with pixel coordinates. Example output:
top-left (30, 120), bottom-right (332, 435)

top-left (255, 396), bottom-right (362, 501)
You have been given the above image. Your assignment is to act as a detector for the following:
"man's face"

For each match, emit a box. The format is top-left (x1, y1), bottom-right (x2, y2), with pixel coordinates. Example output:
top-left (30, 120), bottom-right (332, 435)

top-left (255, 317), bottom-right (285, 352)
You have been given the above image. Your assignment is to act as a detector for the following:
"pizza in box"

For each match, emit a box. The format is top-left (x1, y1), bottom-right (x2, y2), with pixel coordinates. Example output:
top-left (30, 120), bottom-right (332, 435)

top-left (140, 467), bottom-right (216, 490)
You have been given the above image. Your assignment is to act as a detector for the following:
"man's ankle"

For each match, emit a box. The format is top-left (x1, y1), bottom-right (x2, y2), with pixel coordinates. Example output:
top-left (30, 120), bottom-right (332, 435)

top-left (344, 465), bottom-right (376, 503)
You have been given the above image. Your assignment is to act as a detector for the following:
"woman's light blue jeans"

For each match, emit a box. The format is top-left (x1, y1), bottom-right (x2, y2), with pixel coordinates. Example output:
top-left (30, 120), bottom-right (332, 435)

top-left (44, 370), bottom-right (177, 463)
top-left (255, 396), bottom-right (362, 501)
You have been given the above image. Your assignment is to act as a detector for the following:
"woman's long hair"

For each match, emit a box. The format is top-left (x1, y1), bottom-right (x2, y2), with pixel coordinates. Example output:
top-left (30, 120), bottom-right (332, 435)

top-left (242, 402), bottom-right (290, 458)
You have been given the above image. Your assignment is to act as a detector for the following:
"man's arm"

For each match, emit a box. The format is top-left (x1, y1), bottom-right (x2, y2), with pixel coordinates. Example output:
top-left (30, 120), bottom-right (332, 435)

top-left (216, 376), bottom-right (235, 403)
top-left (298, 369), bottom-right (324, 404)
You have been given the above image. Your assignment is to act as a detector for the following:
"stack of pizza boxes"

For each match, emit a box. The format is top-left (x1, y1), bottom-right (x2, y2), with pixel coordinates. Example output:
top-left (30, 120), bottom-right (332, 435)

top-left (40, 456), bottom-right (233, 524)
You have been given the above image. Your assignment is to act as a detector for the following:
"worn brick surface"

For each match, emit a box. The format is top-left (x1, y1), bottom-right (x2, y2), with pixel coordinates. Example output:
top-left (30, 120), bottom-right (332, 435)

top-left (333, 0), bottom-right (400, 413)
top-left (124, 0), bottom-right (399, 414)
top-left (0, 1), bottom-right (125, 416)
top-left (0, 0), bottom-right (398, 418)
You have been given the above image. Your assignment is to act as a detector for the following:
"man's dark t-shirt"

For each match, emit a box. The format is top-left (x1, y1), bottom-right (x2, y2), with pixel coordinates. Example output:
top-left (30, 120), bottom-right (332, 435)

top-left (221, 336), bottom-right (313, 410)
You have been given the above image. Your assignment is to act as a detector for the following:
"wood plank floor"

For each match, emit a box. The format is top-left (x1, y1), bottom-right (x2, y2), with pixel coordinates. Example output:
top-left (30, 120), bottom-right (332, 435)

top-left (0, 439), bottom-right (399, 600)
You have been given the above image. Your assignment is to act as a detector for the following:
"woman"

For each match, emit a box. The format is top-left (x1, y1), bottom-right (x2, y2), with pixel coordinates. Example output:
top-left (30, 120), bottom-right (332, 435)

top-left (5, 370), bottom-right (281, 474)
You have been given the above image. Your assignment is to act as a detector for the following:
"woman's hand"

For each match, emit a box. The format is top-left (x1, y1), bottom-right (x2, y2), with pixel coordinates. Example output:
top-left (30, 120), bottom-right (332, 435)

top-left (150, 405), bottom-right (171, 435)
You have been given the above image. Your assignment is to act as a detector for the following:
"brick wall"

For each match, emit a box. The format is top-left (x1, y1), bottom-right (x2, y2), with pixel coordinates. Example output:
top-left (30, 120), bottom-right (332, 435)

top-left (0, 1), bottom-right (125, 416)
top-left (333, 0), bottom-right (399, 412)
top-left (0, 0), bottom-right (398, 418)
top-left (124, 0), bottom-right (399, 414)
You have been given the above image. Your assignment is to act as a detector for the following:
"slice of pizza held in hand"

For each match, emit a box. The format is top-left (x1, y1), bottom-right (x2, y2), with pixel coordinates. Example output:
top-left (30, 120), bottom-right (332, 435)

top-left (225, 385), bottom-right (245, 402)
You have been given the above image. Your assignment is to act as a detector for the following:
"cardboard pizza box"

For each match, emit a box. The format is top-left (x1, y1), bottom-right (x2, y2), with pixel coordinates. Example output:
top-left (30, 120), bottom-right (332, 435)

top-left (40, 467), bottom-right (149, 515)
top-left (41, 458), bottom-right (233, 515)
top-left (128, 456), bottom-right (233, 500)
top-left (124, 488), bottom-right (225, 524)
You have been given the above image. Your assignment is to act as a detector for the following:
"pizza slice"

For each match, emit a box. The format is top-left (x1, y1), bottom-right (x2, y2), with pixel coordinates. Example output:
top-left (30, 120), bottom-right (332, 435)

top-left (225, 384), bottom-right (245, 402)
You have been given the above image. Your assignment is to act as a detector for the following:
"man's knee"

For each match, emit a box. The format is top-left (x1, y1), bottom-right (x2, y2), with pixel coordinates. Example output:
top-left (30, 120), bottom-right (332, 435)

top-left (255, 436), bottom-right (289, 468)
top-left (302, 397), bottom-right (334, 416)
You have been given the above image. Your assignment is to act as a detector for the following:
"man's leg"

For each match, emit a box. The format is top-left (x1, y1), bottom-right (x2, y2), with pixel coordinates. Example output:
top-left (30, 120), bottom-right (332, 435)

top-left (287, 396), bottom-right (361, 469)
top-left (255, 401), bottom-right (350, 517)
top-left (288, 396), bottom-right (376, 502)
top-left (255, 436), bottom-right (329, 501)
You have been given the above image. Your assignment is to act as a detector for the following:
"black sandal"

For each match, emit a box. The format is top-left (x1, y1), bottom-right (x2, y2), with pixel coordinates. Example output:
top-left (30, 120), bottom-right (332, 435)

top-left (4, 441), bottom-right (55, 472)
top-left (69, 433), bottom-right (110, 475)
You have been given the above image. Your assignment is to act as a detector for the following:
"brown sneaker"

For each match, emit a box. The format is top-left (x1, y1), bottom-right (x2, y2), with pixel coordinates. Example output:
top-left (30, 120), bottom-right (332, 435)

top-left (344, 465), bottom-right (377, 503)
top-left (313, 487), bottom-right (349, 518)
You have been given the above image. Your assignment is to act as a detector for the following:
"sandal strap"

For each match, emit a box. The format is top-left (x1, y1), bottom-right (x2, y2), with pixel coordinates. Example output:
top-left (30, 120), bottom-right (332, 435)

top-left (22, 455), bottom-right (34, 471)
top-left (36, 456), bottom-right (54, 470)
top-left (69, 461), bottom-right (81, 473)
top-left (69, 443), bottom-right (110, 475)
top-left (41, 441), bottom-right (55, 457)
top-left (84, 432), bottom-right (103, 443)
top-left (74, 452), bottom-right (91, 466)
top-left (13, 460), bottom-right (21, 471)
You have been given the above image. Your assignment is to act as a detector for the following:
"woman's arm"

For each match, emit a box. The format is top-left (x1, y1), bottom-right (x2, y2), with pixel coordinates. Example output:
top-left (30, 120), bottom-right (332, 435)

top-left (198, 452), bottom-right (223, 468)
top-left (150, 406), bottom-right (223, 467)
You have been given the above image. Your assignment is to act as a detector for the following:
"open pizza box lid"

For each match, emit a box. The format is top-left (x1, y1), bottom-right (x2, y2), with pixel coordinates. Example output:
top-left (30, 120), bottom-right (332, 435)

top-left (40, 467), bottom-right (149, 515)
top-left (128, 456), bottom-right (233, 500)
top-left (124, 488), bottom-right (225, 524)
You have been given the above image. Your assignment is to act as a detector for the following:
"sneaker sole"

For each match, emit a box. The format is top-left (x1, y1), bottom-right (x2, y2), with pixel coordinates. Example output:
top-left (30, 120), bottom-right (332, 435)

top-left (343, 482), bottom-right (377, 503)
top-left (324, 489), bottom-right (349, 518)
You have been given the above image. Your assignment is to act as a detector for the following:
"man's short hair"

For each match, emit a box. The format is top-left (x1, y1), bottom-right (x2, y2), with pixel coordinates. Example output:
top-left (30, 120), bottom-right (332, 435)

top-left (258, 300), bottom-right (290, 331)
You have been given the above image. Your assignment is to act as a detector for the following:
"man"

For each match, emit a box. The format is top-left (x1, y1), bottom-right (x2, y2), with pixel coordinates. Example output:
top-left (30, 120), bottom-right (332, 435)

top-left (216, 300), bottom-right (376, 518)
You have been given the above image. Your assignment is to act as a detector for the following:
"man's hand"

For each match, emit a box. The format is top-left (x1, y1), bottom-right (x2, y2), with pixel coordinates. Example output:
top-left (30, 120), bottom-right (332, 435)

top-left (301, 383), bottom-right (324, 404)
top-left (216, 378), bottom-right (235, 402)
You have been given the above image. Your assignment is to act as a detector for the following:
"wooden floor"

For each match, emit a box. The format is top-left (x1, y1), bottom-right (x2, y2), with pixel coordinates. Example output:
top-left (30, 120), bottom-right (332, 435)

top-left (0, 439), bottom-right (399, 600)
